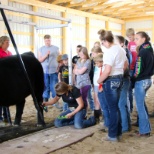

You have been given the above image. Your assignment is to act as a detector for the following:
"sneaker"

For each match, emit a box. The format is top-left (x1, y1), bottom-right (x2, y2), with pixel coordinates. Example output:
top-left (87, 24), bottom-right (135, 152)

top-left (102, 136), bottom-right (118, 142)
top-left (136, 132), bottom-right (150, 137)
top-left (0, 120), bottom-right (5, 127)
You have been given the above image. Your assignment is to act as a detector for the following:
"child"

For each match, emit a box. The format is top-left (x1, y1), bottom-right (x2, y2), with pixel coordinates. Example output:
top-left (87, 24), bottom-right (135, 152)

top-left (93, 53), bottom-right (109, 130)
top-left (73, 47), bottom-right (91, 114)
top-left (58, 54), bottom-right (69, 111)
top-left (91, 46), bottom-right (103, 123)
top-left (126, 28), bottom-right (137, 113)
top-left (57, 54), bottom-right (63, 72)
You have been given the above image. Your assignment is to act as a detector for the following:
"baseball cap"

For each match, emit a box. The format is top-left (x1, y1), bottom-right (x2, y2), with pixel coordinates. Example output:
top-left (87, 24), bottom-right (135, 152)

top-left (61, 54), bottom-right (68, 60)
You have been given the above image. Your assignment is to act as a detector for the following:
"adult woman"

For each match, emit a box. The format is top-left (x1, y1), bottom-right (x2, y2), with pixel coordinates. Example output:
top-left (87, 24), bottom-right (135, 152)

top-left (43, 82), bottom-right (96, 128)
top-left (133, 31), bottom-right (154, 136)
top-left (0, 36), bottom-right (12, 126)
top-left (97, 30), bottom-right (127, 141)
top-left (73, 47), bottom-right (91, 110)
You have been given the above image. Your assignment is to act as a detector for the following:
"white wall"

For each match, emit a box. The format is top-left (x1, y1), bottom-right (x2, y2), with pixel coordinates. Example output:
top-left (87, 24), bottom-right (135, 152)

top-left (0, 0), bottom-right (8, 37)
top-left (6, 1), bottom-right (33, 54)
top-left (89, 18), bottom-right (105, 51)
top-left (67, 14), bottom-right (86, 56)
top-left (109, 21), bottom-right (122, 36)
top-left (37, 8), bottom-right (62, 52)
top-left (126, 20), bottom-right (153, 42)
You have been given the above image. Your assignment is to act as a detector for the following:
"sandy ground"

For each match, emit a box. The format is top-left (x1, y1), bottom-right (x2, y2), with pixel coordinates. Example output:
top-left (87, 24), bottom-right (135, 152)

top-left (1, 84), bottom-right (154, 154)
top-left (51, 85), bottom-right (154, 154)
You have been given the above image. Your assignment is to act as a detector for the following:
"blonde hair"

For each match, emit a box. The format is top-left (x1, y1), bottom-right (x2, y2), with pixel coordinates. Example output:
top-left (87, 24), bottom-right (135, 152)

top-left (0, 36), bottom-right (10, 47)
top-left (126, 28), bottom-right (135, 36)
top-left (44, 34), bottom-right (51, 39)
top-left (55, 82), bottom-right (73, 95)
top-left (91, 46), bottom-right (102, 54)
top-left (79, 47), bottom-right (90, 62)
top-left (93, 53), bottom-right (103, 62)
top-left (94, 41), bottom-right (101, 47)
top-left (57, 54), bottom-right (62, 63)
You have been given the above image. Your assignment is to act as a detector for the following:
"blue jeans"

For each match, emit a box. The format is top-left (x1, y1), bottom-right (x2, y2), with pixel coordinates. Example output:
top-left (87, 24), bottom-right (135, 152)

top-left (63, 102), bottom-right (68, 111)
top-left (43, 73), bottom-right (58, 99)
top-left (103, 77), bottom-right (122, 138)
top-left (0, 106), bottom-right (8, 120)
top-left (118, 78), bottom-right (131, 132)
top-left (129, 70), bottom-right (134, 112)
top-left (134, 79), bottom-right (151, 134)
top-left (87, 86), bottom-right (94, 111)
top-left (98, 91), bottom-right (110, 127)
top-left (54, 109), bottom-right (96, 129)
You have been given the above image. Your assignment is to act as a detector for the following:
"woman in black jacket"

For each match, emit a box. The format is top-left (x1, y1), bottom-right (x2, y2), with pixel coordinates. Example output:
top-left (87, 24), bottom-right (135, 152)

top-left (134, 31), bottom-right (154, 136)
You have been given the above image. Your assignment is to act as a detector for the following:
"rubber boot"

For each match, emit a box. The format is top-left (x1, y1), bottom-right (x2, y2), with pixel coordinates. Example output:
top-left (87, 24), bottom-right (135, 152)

top-left (131, 115), bottom-right (139, 127)
top-left (94, 110), bottom-right (101, 123)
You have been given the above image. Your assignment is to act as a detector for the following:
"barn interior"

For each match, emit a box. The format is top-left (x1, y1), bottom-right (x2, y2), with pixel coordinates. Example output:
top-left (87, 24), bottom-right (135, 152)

top-left (0, 0), bottom-right (154, 154)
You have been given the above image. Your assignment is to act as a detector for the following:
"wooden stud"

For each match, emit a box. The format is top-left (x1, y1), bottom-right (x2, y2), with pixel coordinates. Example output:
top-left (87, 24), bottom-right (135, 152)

top-left (105, 20), bottom-right (109, 30)
top-left (32, 6), bottom-right (38, 52)
top-left (0, 0), bottom-right (8, 36)
top-left (86, 17), bottom-right (90, 51)
top-left (122, 23), bottom-right (126, 37)
top-left (62, 12), bottom-right (67, 54)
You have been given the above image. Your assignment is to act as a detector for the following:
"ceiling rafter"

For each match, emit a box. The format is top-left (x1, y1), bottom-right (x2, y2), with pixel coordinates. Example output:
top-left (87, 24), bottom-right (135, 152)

top-left (39, 0), bottom-right (154, 19)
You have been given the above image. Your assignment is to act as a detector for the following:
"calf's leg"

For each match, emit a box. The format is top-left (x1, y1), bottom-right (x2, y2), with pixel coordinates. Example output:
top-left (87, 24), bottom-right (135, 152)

top-left (14, 100), bottom-right (25, 126)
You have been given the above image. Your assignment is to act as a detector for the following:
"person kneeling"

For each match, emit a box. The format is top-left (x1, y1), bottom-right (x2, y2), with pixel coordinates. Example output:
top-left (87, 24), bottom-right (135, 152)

top-left (43, 82), bottom-right (96, 129)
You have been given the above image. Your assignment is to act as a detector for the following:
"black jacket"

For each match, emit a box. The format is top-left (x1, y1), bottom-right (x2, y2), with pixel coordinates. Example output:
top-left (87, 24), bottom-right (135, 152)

top-left (134, 42), bottom-right (154, 81)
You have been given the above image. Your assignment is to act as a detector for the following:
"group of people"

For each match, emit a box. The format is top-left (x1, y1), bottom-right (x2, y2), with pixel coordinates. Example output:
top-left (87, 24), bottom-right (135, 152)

top-left (0, 27), bottom-right (154, 142)
top-left (41, 28), bottom-right (154, 142)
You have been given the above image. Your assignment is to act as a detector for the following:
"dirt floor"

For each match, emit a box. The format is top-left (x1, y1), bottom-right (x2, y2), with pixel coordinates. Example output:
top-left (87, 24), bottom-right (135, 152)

top-left (1, 85), bottom-right (154, 154)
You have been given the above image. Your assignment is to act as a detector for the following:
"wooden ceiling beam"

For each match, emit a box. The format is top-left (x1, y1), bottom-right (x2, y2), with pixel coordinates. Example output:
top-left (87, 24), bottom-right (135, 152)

top-left (51, 0), bottom-right (71, 5)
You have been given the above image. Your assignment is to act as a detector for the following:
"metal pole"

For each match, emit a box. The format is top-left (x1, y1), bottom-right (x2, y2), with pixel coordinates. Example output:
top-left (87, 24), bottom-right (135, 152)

top-left (36, 24), bottom-right (68, 30)
top-left (0, 18), bottom-right (36, 26)
top-left (0, 4), bottom-right (70, 22)
top-left (0, 7), bottom-right (46, 127)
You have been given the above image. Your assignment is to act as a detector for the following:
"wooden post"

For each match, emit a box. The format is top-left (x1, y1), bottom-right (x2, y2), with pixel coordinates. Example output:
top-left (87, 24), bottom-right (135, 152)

top-left (62, 12), bottom-right (67, 54)
top-left (122, 23), bottom-right (126, 37)
top-left (105, 20), bottom-right (109, 30)
top-left (86, 17), bottom-right (90, 51)
top-left (32, 6), bottom-right (38, 52)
